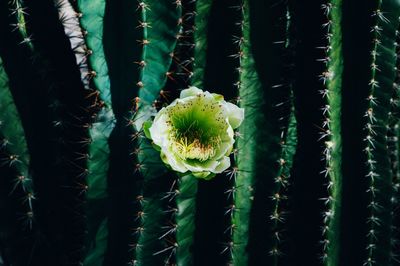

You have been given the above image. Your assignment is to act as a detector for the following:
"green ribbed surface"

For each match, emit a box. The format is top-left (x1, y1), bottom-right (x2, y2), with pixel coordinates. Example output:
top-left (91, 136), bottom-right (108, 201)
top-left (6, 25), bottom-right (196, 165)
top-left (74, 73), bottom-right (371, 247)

top-left (136, 0), bottom-right (181, 107)
top-left (176, 174), bottom-right (197, 266)
top-left (12, 0), bottom-right (34, 51)
top-left (134, 1), bottom-right (181, 265)
top-left (232, 1), bottom-right (258, 264)
top-left (191, 0), bottom-right (212, 88)
top-left (362, 1), bottom-right (400, 265)
top-left (0, 57), bottom-right (30, 177)
top-left (269, 108), bottom-right (297, 264)
top-left (0, 56), bottom-right (33, 223)
top-left (77, 1), bottom-right (116, 265)
top-left (78, 0), bottom-right (112, 106)
top-left (321, 1), bottom-right (343, 265)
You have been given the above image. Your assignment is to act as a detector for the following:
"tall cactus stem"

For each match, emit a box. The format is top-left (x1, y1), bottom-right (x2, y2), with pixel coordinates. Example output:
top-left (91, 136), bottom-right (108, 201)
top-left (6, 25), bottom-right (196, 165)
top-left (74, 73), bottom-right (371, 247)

top-left (171, 1), bottom-right (198, 265)
top-left (224, 0), bottom-right (244, 262)
top-left (269, 103), bottom-right (297, 263)
top-left (191, 0), bottom-right (212, 88)
top-left (388, 19), bottom-right (400, 265)
top-left (362, 1), bottom-right (400, 265)
top-left (267, 4), bottom-right (297, 263)
top-left (157, 1), bottom-right (196, 264)
top-left (10, 0), bottom-right (33, 50)
top-left (175, 174), bottom-right (198, 266)
top-left (75, 0), bottom-right (117, 265)
top-left (133, 1), bottom-right (181, 264)
top-left (232, 0), bottom-right (256, 264)
top-left (0, 56), bottom-right (34, 229)
top-left (319, 1), bottom-right (343, 265)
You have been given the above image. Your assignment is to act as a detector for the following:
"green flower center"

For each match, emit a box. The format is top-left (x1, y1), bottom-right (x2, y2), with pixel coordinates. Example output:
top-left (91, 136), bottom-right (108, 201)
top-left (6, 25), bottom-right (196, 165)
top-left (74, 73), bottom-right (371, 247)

top-left (166, 94), bottom-right (227, 162)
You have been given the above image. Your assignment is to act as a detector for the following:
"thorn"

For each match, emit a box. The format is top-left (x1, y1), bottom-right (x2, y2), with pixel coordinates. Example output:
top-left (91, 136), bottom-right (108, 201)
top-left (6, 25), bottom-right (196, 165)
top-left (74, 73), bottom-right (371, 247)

top-left (137, 21), bottom-right (151, 28)
top-left (137, 1), bottom-right (150, 11)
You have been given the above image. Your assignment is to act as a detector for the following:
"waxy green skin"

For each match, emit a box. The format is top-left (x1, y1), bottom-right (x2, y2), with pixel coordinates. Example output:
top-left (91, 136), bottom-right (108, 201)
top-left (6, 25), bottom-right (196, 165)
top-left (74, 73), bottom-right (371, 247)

top-left (77, 1), bottom-right (116, 265)
top-left (320, 1), bottom-right (343, 265)
top-left (0, 56), bottom-right (33, 220)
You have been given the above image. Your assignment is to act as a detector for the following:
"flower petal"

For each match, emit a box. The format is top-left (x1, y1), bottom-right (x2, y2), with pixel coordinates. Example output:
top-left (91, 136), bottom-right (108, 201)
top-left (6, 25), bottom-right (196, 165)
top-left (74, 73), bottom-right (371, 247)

top-left (183, 159), bottom-right (219, 173)
top-left (160, 149), bottom-right (188, 173)
top-left (180, 86), bottom-right (203, 98)
top-left (143, 120), bottom-right (153, 139)
top-left (211, 93), bottom-right (224, 101)
top-left (212, 125), bottom-right (235, 160)
top-left (213, 156), bottom-right (231, 173)
top-left (224, 101), bottom-right (244, 129)
top-left (149, 110), bottom-right (169, 147)
top-left (193, 171), bottom-right (215, 180)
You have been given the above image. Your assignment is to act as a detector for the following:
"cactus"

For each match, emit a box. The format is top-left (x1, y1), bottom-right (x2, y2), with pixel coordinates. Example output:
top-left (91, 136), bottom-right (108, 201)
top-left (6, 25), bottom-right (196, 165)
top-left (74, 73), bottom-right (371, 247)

top-left (319, 1), bottom-right (343, 264)
top-left (0, 55), bottom-right (34, 228)
top-left (2, 0), bottom-right (400, 266)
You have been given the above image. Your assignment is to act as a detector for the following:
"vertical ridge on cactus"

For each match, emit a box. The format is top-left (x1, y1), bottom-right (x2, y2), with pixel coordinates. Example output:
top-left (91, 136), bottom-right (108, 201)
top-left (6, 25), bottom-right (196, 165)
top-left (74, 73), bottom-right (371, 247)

top-left (362, 1), bottom-right (400, 265)
top-left (10, 0), bottom-right (34, 51)
top-left (319, 1), bottom-right (343, 265)
top-left (389, 22), bottom-right (400, 263)
top-left (224, 1), bottom-right (244, 263)
top-left (0, 56), bottom-right (34, 229)
top-left (191, 0), bottom-right (212, 88)
top-left (132, 1), bottom-right (182, 265)
top-left (232, 1), bottom-right (256, 264)
top-left (75, 0), bottom-right (116, 265)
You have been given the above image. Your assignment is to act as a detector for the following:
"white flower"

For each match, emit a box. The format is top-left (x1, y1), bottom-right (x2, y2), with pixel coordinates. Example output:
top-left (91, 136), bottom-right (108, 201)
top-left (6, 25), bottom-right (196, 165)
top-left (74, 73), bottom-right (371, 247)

top-left (144, 87), bottom-right (244, 179)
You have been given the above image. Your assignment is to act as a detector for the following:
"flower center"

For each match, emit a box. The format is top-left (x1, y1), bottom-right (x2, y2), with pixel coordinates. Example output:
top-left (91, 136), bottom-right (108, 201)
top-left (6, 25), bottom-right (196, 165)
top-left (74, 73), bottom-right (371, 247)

top-left (166, 95), bottom-right (227, 162)
top-left (172, 136), bottom-right (219, 162)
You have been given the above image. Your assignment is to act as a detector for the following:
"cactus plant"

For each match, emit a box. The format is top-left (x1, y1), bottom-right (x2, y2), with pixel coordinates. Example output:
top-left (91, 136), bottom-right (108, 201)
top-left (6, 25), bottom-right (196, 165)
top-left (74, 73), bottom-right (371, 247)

top-left (1, 0), bottom-right (400, 266)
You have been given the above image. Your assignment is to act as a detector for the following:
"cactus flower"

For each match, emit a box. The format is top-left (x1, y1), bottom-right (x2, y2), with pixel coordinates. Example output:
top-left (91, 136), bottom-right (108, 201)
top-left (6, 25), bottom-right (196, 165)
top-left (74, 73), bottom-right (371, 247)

top-left (144, 86), bottom-right (244, 179)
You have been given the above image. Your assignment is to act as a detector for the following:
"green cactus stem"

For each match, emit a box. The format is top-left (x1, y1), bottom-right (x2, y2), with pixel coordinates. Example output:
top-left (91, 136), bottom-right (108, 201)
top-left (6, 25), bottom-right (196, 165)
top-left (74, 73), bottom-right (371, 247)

top-left (9, 0), bottom-right (34, 51)
top-left (224, 1), bottom-right (244, 263)
top-left (191, 0), bottom-right (212, 88)
top-left (319, 1), bottom-right (343, 265)
top-left (132, 1), bottom-right (181, 265)
top-left (231, 1), bottom-right (257, 264)
top-left (175, 173), bottom-right (198, 266)
top-left (75, 0), bottom-right (117, 265)
top-left (389, 22), bottom-right (400, 263)
top-left (362, 1), bottom-right (400, 265)
top-left (0, 56), bottom-right (34, 229)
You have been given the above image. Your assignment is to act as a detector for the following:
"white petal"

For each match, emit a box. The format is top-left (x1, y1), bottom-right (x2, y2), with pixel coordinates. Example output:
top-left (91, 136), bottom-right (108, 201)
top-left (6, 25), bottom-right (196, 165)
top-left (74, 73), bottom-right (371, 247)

top-left (213, 156), bottom-right (231, 173)
top-left (134, 105), bottom-right (157, 130)
top-left (149, 110), bottom-right (169, 147)
top-left (180, 86), bottom-right (203, 98)
top-left (161, 149), bottom-right (188, 173)
top-left (224, 101), bottom-right (244, 129)
top-left (213, 126), bottom-right (235, 160)
top-left (211, 93), bottom-right (224, 101)
top-left (183, 159), bottom-right (219, 173)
